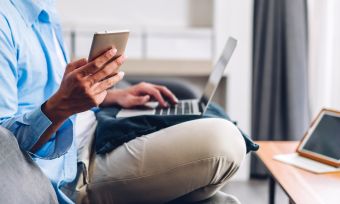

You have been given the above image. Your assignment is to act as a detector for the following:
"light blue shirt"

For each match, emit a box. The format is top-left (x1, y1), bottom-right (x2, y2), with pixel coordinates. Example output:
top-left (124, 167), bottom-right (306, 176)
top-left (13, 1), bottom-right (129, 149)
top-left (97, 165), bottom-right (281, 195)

top-left (0, 0), bottom-right (76, 203)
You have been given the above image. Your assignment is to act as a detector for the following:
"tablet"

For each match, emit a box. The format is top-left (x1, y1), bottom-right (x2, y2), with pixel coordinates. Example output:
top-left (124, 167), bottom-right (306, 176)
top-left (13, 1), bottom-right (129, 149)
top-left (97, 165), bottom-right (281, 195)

top-left (297, 109), bottom-right (340, 167)
top-left (88, 30), bottom-right (129, 62)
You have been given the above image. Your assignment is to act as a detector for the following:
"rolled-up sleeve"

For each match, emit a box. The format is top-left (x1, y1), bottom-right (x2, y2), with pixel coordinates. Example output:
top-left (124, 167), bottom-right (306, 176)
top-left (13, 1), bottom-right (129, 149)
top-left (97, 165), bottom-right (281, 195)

top-left (0, 14), bottom-right (73, 159)
top-left (32, 116), bottom-right (74, 159)
top-left (1, 107), bottom-right (74, 160)
top-left (1, 106), bottom-right (52, 151)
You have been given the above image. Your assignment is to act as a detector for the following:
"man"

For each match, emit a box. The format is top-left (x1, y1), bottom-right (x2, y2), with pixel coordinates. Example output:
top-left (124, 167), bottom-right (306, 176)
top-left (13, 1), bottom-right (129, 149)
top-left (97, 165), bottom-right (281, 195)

top-left (0, 0), bottom-right (246, 203)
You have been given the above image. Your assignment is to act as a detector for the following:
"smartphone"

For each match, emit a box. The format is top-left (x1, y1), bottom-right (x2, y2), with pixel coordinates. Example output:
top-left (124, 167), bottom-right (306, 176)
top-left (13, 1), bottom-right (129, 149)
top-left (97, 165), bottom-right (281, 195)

top-left (88, 30), bottom-right (130, 62)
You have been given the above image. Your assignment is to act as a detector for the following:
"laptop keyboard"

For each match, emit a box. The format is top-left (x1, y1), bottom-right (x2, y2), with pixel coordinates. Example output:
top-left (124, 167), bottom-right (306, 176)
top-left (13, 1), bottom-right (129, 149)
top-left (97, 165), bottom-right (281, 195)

top-left (155, 101), bottom-right (194, 115)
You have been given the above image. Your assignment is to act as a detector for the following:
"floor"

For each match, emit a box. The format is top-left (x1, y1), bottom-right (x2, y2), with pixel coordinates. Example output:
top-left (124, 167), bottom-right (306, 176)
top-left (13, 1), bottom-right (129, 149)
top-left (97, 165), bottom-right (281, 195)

top-left (221, 179), bottom-right (288, 204)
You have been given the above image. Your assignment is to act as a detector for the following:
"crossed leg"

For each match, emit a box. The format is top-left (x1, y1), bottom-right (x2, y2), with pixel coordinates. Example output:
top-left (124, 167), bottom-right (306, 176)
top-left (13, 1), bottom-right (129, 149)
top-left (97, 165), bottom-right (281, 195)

top-left (86, 118), bottom-right (246, 203)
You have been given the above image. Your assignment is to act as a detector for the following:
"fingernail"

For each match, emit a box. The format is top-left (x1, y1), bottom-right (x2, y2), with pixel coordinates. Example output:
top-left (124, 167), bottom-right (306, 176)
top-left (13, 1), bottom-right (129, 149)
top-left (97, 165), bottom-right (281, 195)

top-left (121, 54), bottom-right (127, 61)
top-left (110, 48), bottom-right (117, 56)
top-left (118, 71), bottom-right (125, 78)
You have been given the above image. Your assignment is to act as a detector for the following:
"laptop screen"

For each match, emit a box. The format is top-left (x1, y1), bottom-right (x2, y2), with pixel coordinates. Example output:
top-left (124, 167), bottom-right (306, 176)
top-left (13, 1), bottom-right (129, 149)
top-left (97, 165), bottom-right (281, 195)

top-left (302, 113), bottom-right (340, 161)
top-left (200, 37), bottom-right (237, 112)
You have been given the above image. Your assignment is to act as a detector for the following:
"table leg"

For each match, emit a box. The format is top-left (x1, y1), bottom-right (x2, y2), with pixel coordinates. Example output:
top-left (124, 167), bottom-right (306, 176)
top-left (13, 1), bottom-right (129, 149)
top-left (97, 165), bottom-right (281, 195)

top-left (269, 176), bottom-right (276, 204)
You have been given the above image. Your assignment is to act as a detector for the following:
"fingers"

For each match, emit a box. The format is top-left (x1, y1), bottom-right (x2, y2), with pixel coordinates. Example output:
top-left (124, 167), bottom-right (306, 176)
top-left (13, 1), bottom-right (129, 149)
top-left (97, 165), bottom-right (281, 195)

top-left (155, 85), bottom-right (178, 104)
top-left (127, 95), bottom-right (150, 107)
top-left (77, 48), bottom-right (117, 77)
top-left (133, 82), bottom-right (176, 107)
top-left (65, 58), bottom-right (88, 74)
top-left (92, 71), bottom-right (125, 95)
top-left (90, 55), bottom-right (126, 83)
top-left (93, 71), bottom-right (125, 94)
top-left (144, 87), bottom-right (167, 107)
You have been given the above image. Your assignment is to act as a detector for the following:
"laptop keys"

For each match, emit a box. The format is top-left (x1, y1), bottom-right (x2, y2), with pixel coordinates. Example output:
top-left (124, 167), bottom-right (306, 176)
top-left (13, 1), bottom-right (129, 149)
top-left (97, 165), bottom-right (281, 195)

top-left (154, 101), bottom-right (195, 115)
top-left (177, 102), bottom-right (183, 115)
top-left (170, 106), bottom-right (176, 115)
top-left (184, 102), bottom-right (190, 114)
top-left (190, 102), bottom-right (194, 113)
top-left (155, 107), bottom-right (161, 115)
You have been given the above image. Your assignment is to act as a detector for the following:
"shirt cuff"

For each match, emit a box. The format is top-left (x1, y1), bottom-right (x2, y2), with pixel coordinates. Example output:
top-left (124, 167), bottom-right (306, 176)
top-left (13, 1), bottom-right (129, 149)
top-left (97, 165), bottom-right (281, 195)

top-left (91, 107), bottom-right (100, 113)
top-left (19, 106), bottom-right (52, 150)
top-left (31, 117), bottom-right (74, 160)
top-left (26, 105), bottom-right (52, 135)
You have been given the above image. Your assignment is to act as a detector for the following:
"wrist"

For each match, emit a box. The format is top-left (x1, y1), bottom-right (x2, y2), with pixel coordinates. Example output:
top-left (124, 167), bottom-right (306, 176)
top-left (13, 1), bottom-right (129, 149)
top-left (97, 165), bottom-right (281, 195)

top-left (42, 93), bottom-right (72, 124)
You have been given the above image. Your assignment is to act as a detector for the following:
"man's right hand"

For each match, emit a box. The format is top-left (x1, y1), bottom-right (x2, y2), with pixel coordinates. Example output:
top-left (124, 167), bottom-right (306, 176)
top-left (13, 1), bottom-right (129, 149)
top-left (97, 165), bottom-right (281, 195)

top-left (43, 48), bottom-right (126, 124)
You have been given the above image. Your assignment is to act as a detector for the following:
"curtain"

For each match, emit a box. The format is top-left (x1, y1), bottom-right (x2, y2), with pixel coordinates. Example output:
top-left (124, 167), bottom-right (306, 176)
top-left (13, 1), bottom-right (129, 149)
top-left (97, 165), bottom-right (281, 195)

top-left (251, 0), bottom-right (310, 177)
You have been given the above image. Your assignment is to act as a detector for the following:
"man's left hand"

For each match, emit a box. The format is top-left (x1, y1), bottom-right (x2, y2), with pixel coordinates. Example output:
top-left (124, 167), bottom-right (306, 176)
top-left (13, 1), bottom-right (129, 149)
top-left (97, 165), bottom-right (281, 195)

top-left (102, 82), bottom-right (178, 108)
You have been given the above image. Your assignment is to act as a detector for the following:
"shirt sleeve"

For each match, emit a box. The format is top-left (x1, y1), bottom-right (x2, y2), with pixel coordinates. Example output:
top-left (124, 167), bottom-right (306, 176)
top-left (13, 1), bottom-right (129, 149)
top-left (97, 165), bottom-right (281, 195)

top-left (0, 14), bottom-right (73, 159)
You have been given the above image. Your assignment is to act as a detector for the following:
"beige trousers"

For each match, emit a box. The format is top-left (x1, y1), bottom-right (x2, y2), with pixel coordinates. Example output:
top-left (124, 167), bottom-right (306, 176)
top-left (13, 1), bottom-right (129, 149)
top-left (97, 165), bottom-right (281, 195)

top-left (74, 111), bottom-right (246, 204)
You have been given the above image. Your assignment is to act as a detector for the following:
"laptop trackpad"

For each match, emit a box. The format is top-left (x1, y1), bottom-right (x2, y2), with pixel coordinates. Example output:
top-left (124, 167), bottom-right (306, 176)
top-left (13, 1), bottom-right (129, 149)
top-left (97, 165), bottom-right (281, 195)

top-left (116, 108), bottom-right (156, 118)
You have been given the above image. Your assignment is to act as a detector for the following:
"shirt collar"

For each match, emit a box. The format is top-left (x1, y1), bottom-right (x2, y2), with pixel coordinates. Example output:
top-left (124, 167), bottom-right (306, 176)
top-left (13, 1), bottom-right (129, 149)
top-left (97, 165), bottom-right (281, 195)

top-left (10, 0), bottom-right (58, 26)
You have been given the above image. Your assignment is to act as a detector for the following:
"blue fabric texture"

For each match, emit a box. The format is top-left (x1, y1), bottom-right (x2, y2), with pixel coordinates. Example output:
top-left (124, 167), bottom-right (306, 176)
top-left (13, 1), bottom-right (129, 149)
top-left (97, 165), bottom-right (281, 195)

top-left (95, 103), bottom-right (259, 155)
top-left (0, 0), bottom-right (76, 203)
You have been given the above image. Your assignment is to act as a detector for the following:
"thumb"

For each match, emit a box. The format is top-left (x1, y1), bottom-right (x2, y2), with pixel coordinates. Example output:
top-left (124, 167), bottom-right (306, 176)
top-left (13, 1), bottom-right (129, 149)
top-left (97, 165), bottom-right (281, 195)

top-left (65, 58), bottom-right (88, 74)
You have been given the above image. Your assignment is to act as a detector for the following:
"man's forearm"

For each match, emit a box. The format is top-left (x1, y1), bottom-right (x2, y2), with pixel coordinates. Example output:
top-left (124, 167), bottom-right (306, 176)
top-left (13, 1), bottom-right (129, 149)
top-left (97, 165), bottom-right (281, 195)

top-left (31, 98), bottom-right (71, 152)
top-left (30, 120), bottom-right (65, 152)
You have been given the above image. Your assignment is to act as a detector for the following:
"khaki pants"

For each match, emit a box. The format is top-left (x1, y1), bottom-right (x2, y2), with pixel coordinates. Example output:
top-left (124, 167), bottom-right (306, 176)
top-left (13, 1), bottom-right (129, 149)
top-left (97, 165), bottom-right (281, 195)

top-left (75, 111), bottom-right (246, 204)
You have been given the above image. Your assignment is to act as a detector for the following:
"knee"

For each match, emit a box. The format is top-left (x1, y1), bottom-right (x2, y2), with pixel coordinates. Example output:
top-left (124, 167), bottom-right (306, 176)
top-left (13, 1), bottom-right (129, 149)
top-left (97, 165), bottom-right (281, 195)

top-left (195, 118), bottom-right (246, 167)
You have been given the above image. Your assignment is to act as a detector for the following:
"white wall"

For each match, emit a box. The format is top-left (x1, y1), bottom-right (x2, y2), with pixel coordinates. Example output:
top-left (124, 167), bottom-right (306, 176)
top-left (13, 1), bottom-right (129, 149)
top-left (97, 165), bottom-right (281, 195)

top-left (214, 0), bottom-right (253, 181)
top-left (56, 0), bottom-right (212, 28)
top-left (308, 0), bottom-right (340, 118)
top-left (57, 0), bottom-right (214, 60)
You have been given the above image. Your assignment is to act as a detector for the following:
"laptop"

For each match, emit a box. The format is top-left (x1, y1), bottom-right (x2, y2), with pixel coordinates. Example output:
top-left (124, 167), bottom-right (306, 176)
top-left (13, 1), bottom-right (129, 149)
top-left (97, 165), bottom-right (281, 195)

top-left (116, 37), bottom-right (237, 118)
top-left (274, 108), bottom-right (340, 173)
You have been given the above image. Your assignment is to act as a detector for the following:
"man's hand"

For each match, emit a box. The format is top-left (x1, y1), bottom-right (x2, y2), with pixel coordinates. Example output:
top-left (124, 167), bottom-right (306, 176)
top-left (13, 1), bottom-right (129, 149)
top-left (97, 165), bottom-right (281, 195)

top-left (44, 48), bottom-right (126, 123)
top-left (32, 48), bottom-right (126, 152)
top-left (102, 82), bottom-right (179, 108)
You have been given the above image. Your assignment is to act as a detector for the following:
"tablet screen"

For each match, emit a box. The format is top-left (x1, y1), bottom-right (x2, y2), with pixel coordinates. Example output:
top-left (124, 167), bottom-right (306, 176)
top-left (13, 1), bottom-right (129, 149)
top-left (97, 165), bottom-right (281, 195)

top-left (302, 114), bottom-right (340, 160)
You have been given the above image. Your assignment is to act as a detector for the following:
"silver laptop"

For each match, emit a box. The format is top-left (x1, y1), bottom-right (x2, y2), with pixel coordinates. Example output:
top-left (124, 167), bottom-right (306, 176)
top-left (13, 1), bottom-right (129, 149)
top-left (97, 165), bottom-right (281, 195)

top-left (116, 37), bottom-right (237, 118)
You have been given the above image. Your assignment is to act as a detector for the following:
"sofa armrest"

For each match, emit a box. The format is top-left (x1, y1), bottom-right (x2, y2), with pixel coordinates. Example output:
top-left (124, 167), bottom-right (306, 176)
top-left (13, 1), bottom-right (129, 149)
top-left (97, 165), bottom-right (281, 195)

top-left (0, 127), bottom-right (58, 203)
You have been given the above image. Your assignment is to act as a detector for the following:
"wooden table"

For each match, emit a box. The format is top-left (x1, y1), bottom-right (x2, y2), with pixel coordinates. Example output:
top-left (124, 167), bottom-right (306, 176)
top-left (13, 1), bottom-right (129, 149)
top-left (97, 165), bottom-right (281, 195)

top-left (255, 141), bottom-right (340, 204)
